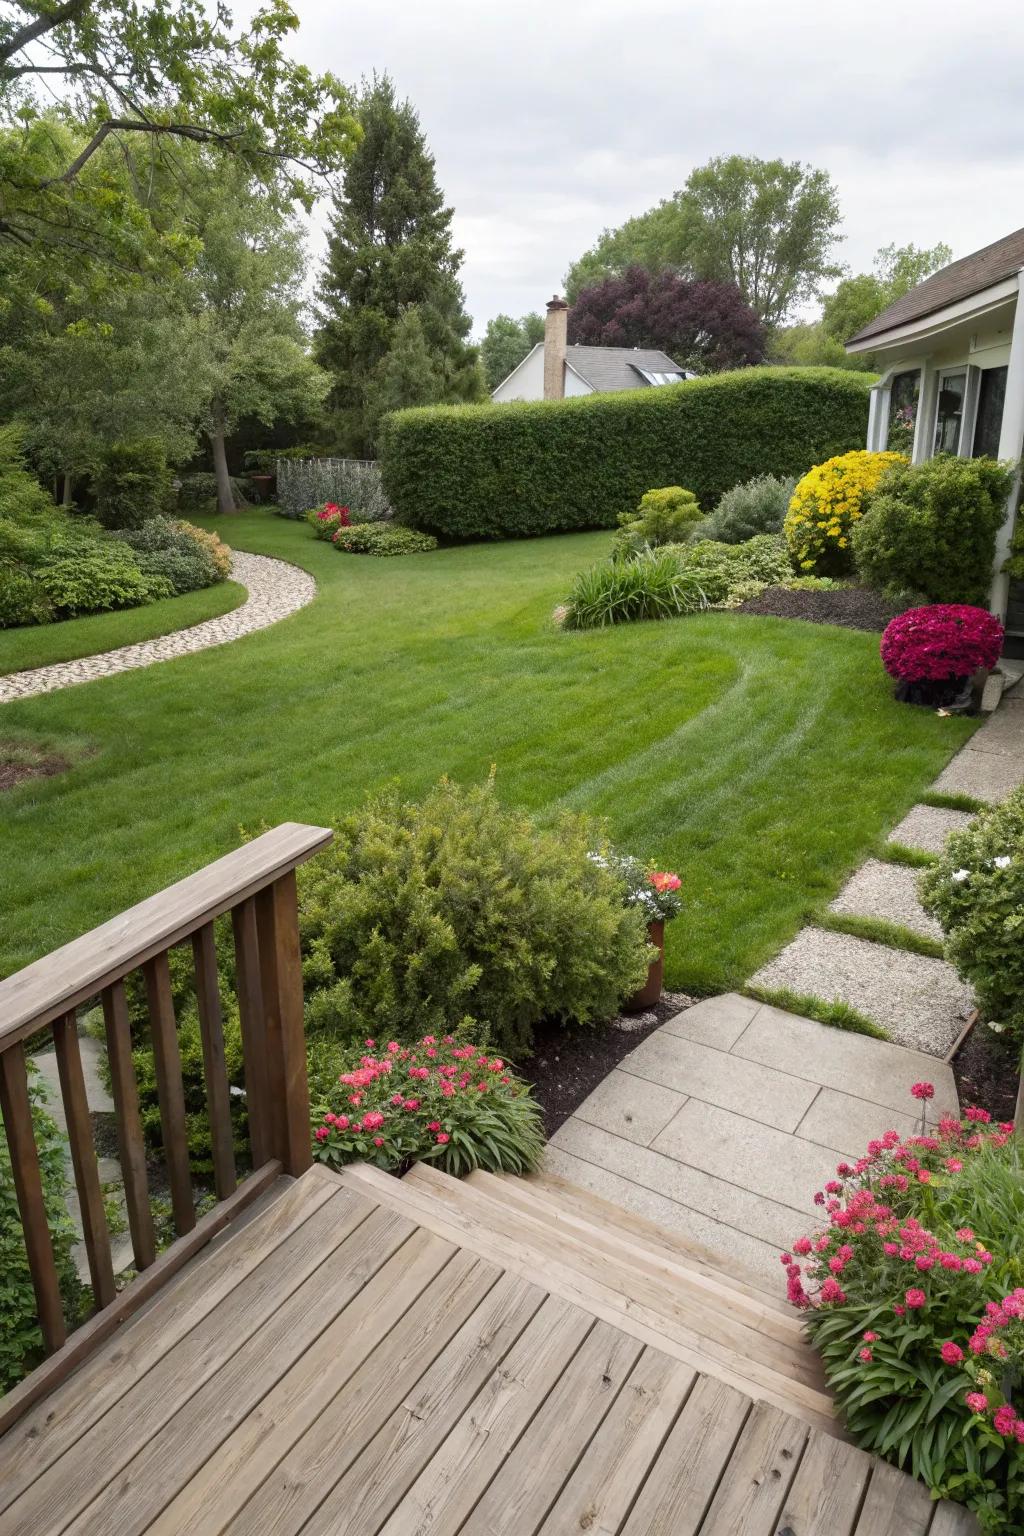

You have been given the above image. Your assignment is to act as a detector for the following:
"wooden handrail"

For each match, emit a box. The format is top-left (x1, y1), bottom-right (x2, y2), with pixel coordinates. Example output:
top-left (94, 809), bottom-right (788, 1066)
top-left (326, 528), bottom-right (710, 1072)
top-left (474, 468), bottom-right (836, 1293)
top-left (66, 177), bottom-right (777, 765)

top-left (0, 821), bottom-right (332, 1047)
top-left (0, 823), bottom-right (331, 1386)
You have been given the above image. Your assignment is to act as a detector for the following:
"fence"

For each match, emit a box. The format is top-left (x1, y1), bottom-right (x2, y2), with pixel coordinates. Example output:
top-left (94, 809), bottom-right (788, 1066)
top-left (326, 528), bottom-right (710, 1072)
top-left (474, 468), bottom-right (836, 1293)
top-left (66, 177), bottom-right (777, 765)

top-left (276, 458), bottom-right (391, 522)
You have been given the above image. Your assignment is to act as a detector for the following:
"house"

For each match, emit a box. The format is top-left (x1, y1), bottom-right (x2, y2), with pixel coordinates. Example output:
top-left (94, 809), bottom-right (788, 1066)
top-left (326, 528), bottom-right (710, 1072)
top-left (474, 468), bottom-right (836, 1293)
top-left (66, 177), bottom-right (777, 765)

top-left (845, 227), bottom-right (1024, 626)
top-left (490, 295), bottom-right (691, 403)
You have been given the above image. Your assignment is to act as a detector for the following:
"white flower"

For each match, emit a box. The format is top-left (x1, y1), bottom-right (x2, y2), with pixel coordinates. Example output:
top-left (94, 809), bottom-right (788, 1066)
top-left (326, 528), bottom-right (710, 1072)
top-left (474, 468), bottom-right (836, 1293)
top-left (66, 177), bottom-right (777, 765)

top-left (987, 1021), bottom-right (1007, 1034)
top-left (951, 869), bottom-right (970, 883)
top-left (994, 856), bottom-right (1012, 869)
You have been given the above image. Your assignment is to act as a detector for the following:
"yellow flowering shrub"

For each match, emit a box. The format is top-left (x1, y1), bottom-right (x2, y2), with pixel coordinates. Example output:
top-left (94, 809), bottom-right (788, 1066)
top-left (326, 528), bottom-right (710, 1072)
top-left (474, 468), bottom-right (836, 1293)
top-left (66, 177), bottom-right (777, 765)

top-left (784, 450), bottom-right (905, 575)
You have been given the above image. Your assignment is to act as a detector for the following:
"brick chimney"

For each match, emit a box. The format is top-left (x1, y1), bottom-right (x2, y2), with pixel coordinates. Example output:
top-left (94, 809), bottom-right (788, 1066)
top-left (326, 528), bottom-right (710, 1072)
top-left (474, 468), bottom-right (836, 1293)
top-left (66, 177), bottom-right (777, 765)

top-left (543, 295), bottom-right (568, 400)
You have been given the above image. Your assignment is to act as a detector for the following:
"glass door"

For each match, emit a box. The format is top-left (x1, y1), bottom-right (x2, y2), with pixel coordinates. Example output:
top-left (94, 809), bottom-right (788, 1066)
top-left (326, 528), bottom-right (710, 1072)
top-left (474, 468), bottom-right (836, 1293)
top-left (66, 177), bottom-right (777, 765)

top-left (933, 371), bottom-right (967, 454)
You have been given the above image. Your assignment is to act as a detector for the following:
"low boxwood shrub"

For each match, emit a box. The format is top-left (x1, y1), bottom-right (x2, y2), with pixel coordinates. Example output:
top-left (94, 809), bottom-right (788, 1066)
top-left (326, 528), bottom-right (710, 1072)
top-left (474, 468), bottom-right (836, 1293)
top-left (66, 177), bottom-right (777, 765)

top-left (697, 472), bottom-right (796, 544)
top-left (786, 1092), bottom-right (1023, 1531)
top-left (93, 439), bottom-right (173, 531)
top-left (333, 523), bottom-right (437, 556)
top-left (784, 449), bottom-right (905, 575)
top-left (115, 517), bottom-right (229, 594)
top-left (920, 788), bottom-right (1024, 1050)
top-left (310, 1034), bottom-right (545, 1176)
top-left (381, 367), bottom-right (873, 538)
top-left (296, 776), bottom-right (651, 1058)
top-left (671, 533), bottom-right (794, 607)
top-left (613, 485), bottom-right (703, 560)
top-left (37, 541), bottom-right (172, 616)
top-left (853, 455), bottom-right (1016, 605)
top-left (1, 1070), bottom-right (83, 1391)
top-left (560, 547), bottom-right (707, 630)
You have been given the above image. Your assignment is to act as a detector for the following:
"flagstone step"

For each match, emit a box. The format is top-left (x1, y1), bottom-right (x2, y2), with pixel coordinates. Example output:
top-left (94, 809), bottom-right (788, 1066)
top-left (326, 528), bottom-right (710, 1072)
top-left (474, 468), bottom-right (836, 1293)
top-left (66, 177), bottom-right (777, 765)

top-left (828, 858), bottom-right (943, 941)
top-left (887, 803), bottom-right (974, 855)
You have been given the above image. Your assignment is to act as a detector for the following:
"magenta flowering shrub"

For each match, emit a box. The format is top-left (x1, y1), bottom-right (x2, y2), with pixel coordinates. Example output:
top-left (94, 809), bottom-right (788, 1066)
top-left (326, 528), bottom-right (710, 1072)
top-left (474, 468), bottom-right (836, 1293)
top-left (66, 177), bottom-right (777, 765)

top-left (787, 1089), bottom-right (1024, 1530)
top-left (311, 1034), bottom-right (545, 1178)
top-left (306, 502), bottom-right (351, 540)
top-left (880, 604), bottom-right (1003, 684)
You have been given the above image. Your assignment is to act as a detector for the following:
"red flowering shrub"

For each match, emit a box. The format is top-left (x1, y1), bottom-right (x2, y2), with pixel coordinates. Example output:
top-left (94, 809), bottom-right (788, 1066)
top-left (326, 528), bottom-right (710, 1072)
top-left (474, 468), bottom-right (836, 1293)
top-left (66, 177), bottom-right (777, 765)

top-left (311, 1034), bottom-right (545, 1177)
top-left (306, 502), bottom-right (351, 540)
top-left (788, 1090), bottom-right (1024, 1530)
top-left (881, 604), bottom-right (1003, 684)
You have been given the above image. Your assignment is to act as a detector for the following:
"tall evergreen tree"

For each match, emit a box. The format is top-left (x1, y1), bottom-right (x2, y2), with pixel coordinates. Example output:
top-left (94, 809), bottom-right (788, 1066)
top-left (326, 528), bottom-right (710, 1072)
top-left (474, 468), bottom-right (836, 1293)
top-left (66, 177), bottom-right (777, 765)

top-left (315, 75), bottom-right (482, 454)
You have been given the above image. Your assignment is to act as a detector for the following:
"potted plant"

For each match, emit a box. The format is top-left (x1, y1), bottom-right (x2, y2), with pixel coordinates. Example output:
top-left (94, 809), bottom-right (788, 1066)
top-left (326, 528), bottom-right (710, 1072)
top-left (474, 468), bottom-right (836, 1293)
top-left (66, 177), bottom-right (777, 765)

top-left (880, 604), bottom-right (1004, 710)
top-left (591, 852), bottom-right (683, 1011)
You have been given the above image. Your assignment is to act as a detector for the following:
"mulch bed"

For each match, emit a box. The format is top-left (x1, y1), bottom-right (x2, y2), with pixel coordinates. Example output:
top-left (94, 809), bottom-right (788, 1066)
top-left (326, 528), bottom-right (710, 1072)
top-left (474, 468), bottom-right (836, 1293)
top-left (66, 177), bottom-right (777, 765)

top-left (519, 991), bottom-right (695, 1138)
top-left (736, 585), bottom-right (909, 633)
top-left (951, 1024), bottom-right (1019, 1124)
top-left (0, 749), bottom-right (69, 791)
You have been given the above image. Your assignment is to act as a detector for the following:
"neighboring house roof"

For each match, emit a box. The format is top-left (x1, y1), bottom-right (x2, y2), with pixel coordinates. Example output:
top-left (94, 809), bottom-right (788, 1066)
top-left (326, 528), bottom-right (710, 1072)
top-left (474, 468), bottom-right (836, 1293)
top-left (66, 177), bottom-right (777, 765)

top-left (565, 345), bottom-right (687, 392)
top-left (848, 226), bottom-right (1024, 346)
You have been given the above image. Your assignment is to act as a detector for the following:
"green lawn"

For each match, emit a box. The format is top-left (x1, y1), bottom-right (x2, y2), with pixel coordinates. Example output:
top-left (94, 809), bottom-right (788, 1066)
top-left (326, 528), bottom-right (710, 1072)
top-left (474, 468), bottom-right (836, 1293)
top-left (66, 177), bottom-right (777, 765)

top-left (0, 580), bottom-right (246, 677)
top-left (0, 510), bottom-right (975, 989)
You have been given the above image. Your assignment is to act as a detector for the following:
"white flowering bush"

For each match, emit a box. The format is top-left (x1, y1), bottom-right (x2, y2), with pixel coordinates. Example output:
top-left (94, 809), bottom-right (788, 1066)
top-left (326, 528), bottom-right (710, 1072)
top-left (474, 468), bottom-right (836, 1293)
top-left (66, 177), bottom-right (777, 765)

top-left (920, 789), bottom-right (1024, 1046)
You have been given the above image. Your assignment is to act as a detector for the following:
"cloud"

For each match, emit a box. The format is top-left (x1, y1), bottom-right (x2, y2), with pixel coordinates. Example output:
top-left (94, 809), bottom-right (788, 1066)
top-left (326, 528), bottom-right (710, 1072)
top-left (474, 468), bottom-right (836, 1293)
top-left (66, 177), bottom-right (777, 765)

top-left (278, 0), bottom-right (1024, 332)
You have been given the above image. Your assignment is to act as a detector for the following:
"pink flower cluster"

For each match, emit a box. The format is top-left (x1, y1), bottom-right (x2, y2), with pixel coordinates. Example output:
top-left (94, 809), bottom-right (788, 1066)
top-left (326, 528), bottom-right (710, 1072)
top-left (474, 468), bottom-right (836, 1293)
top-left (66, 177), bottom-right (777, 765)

top-left (784, 1090), bottom-right (1012, 1316)
top-left (946, 1291), bottom-right (1024, 1443)
top-left (880, 604), bottom-right (1003, 684)
top-left (312, 1033), bottom-right (514, 1167)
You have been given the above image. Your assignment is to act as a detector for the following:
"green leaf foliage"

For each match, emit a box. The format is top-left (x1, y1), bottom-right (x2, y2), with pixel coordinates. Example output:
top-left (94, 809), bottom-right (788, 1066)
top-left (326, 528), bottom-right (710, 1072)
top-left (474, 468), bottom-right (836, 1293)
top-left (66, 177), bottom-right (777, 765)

top-left (561, 548), bottom-right (708, 630)
top-left (697, 473), bottom-right (796, 544)
top-left (380, 367), bottom-right (872, 540)
top-left (852, 455), bottom-right (1015, 605)
top-left (1, 1070), bottom-right (83, 1392)
top-left (613, 485), bottom-right (703, 559)
top-left (333, 522), bottom-right (438, 556)
top-left (295, 776), bottom-right (651, 1058)
top-left (93, 439), bottom-right (173, 531)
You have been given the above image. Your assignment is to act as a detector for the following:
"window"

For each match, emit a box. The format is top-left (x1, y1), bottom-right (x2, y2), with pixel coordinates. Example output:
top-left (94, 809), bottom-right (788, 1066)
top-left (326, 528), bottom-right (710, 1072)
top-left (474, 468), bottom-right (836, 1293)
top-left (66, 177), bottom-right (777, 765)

top-left (972, 366), bottom-right (1008, 459)
top-left (933, 371), bottom-right (967, 454)
top-left (886, 371), bottom-right (919, 454)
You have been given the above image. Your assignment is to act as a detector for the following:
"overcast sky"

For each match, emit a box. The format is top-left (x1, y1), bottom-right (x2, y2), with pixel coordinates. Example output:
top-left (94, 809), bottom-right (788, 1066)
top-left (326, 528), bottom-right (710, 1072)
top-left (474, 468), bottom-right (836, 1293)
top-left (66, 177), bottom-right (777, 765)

top-left (276, 0), bottom-right (1024, 336)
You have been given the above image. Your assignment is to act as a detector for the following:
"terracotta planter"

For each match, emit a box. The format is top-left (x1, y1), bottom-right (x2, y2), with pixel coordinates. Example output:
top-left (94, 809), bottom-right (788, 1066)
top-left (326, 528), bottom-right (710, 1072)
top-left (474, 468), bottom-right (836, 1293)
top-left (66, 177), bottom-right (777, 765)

top-left (249, 473), bottom-right (275, 502)
top-left (625, 919), bottom-right (664, 1012)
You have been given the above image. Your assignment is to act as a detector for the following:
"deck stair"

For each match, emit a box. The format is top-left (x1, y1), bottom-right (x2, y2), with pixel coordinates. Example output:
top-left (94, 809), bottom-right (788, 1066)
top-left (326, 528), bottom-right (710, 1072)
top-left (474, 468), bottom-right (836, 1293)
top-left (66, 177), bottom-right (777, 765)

top-left (342, 1159), bottom-right (838, 1438)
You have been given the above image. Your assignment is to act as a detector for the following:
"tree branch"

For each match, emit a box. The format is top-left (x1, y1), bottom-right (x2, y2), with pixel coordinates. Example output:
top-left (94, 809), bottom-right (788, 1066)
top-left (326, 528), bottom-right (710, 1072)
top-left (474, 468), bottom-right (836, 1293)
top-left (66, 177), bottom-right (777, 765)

top-left (43, 118), bottom-right (248, 185)
top-left (0, 0), bottom-right (91, 67)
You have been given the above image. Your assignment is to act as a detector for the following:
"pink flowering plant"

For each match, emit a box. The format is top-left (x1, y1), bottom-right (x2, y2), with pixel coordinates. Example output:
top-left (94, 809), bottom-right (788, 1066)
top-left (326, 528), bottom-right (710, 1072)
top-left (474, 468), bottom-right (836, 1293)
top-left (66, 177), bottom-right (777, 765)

top-left (881, 605), bottom-right (1003, 685)
top-left (311, 1033), bottom-right (545, 1178)
top-left (785, 1088), bottom-right (1024, 1531)
top-left (306, 502), bottom-right (351, 540)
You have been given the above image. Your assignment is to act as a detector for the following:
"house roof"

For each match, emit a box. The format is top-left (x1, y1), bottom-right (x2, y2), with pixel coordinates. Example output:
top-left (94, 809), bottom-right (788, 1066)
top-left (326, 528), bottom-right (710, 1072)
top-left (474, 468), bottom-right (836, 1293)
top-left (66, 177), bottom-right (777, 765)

top-left (565, 345), bottom-right (686, 392)
top-left (847, 226), bottom-right (1024, 346)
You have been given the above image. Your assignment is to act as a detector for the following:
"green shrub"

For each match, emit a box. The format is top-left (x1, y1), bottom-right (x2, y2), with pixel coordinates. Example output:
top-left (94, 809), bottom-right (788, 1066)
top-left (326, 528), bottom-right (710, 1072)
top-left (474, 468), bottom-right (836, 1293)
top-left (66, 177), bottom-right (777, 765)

top-left (698, 473), bottom-right (797, 543)
top-left (311, 1034), bottom-right (546, 1177)
top-left (176, 472), bottom-right (251, 512)
top-left (670, 534), bottom-right (794, 607)
top-left (1, 1070), bottom-right (83, 1391)
top-left (296, 777), bottom-right (651, 1058)
top-left (94, 439), bottom-right (173, 530)
top-left (115, 517), bottom-right (226, 594)
top-left (853, 455), bottom-right (1015, 605)
top-left (561, 547), bottom-right (707, 630)
top-left (613, 485), bottom-right (703, 559)
top-left (0, 424), bottom-right (60, 523)
top-left (38, 540), bottom-right (171, 616)
top-left (333, 522), bottom-right (438, 556)
top-left (0, 569), bottom-right (53, 626)
top-left (920, 788), bottom-right (1024, 1046)
top-left (380, 367), bottom-right (873, 539)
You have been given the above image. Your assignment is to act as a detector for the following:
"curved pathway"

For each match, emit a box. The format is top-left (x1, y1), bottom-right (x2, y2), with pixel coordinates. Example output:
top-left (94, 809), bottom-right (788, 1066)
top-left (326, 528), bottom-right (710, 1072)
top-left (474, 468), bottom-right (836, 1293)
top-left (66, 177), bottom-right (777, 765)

top-left (0, 551), bottom-right (316, 704)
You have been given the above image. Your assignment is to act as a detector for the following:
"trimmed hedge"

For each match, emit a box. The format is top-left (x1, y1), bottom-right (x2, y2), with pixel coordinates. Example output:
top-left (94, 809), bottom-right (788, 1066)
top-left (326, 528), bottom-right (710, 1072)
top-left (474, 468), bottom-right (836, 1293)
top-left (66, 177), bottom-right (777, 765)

top-left (380, 367), bottom-right (874, 539)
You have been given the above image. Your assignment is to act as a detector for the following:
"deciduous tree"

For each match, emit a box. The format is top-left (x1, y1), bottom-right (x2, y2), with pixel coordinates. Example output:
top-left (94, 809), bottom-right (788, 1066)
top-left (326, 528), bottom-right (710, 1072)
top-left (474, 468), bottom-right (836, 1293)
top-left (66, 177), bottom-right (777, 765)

top-left (479, 312), bottom-right (544, 391)
top-left (568, 265), bottom-right (765, 372)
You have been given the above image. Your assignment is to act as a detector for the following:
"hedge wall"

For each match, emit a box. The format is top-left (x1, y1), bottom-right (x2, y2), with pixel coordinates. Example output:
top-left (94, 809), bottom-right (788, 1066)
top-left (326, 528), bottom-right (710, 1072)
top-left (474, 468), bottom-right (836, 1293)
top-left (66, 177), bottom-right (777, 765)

top-left (379, 367), bottom-right (874, 539)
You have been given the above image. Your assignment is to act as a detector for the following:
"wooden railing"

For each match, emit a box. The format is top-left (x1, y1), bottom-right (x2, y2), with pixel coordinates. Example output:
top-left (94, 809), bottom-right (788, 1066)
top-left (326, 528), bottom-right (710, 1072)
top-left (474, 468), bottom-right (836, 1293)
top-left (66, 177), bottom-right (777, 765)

top-left (0, 822), bottom-right (331, 1426)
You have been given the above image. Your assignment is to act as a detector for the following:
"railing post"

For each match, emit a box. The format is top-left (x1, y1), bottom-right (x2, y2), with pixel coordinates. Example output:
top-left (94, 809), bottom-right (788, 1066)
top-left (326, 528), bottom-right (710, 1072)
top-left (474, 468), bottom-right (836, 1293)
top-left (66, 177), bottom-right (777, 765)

top-left (0, 1045), bottom-right (67, 1354)
top-left (254, 871), bottom-right (311, 1176)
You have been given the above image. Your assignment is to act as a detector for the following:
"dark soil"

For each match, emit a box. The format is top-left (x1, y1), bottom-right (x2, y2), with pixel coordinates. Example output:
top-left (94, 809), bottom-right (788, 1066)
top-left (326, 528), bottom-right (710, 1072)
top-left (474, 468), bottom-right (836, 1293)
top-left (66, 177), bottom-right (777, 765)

top-left (520, 991), bottom-right (695, 1137)
top-left (952, 1021), bottom-right (1019, 1124)
top-left (737, 585), bottom-right (909, 633)
top-left (0, 749), bottom-right (69, 791)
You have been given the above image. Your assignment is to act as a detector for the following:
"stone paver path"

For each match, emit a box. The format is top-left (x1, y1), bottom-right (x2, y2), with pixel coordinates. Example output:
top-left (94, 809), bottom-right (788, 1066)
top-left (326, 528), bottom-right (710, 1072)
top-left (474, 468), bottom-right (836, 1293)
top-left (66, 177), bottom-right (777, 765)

top-left (888, 803), bottom-right (974, 854)
top-left (0, 550), bottom-right (315, 704)
top-left (828, 857), bottom-right (943, 940)
top-left (546, 993), bottom-right (959, 1286)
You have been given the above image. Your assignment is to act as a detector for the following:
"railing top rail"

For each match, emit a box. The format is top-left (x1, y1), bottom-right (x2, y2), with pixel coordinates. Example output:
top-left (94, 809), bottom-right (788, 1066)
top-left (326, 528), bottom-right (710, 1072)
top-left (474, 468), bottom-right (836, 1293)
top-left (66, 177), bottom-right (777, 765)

top-left (0, 822), bottom-right (331, 1047)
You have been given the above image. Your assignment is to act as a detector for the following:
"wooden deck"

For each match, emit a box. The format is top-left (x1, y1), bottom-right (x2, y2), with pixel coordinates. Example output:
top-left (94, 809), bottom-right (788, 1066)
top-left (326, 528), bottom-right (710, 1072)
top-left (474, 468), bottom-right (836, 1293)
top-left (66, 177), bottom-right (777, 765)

top-left (0, 1163), bottom-right (977, 1536)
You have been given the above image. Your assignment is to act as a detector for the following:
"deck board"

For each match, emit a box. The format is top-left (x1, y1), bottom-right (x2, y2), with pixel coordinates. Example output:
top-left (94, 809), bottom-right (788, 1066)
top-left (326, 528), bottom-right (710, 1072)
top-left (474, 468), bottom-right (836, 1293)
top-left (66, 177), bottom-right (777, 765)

top-left (0, 1165), bottom-right (977, 1536)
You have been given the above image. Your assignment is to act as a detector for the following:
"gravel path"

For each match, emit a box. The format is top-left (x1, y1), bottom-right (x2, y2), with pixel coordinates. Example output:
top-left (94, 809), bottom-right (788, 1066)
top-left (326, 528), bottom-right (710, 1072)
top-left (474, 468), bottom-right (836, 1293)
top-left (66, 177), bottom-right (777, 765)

top-left (0, 551), bottom-right (315, 704)
top-left (828, 858), bottom-right (944, 941)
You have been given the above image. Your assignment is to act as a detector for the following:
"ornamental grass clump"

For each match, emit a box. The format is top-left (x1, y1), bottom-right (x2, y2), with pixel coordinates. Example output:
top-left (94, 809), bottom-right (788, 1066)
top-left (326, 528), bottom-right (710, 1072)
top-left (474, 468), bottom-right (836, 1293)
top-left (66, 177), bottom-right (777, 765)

top-left (561, 547), bottom-right (706, 629)
top-left (785, 1088), bottom-right (1024, 1531)
top-left (881, 605), bottom-right (1003, 706)
top-left (784, 449), bottom-right (905, 575)
top-left (311, 1034), bottom-right (546, 1177)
